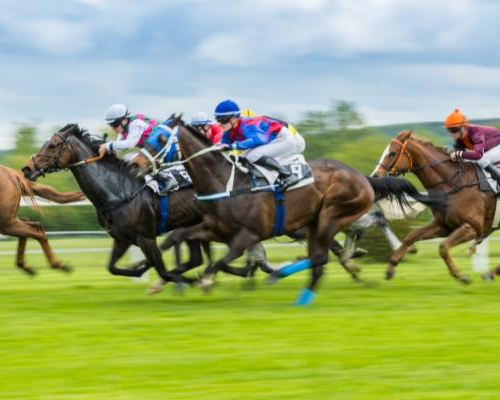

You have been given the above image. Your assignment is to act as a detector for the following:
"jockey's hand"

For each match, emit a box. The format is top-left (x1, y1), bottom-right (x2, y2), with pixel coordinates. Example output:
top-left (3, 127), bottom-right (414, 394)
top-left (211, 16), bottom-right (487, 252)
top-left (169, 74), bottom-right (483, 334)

top-left (449, 150), bottom-right (460, 162)
top-left (215, 143), bottom-right (231, 151)
top-left (99, 144), bottom-right (108, 158)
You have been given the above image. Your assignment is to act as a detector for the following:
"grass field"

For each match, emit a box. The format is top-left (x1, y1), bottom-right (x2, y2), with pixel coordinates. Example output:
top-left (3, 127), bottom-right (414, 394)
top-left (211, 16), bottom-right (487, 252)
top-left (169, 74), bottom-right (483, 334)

top-left (1, 236), bottom-right (500, 399)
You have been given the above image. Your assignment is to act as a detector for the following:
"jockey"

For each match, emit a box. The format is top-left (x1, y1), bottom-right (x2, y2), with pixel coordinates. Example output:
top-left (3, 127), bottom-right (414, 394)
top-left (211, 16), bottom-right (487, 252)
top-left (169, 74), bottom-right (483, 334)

top-left (445, 109), bottom-right (500, 181)
top-left (213, 99), bottom-right (306, 189)
top-left (100, 104), bottom-right (157, 159)
top-left (190, 112), bottom-right (223, 144)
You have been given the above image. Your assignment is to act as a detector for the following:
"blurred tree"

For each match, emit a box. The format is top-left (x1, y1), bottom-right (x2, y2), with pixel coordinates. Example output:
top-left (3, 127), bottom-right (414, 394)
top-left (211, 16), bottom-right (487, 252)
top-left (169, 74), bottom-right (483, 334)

top-left (331, 100), bottom-right (364, 131)
top-left (14, 125), bottom-right (37, 154)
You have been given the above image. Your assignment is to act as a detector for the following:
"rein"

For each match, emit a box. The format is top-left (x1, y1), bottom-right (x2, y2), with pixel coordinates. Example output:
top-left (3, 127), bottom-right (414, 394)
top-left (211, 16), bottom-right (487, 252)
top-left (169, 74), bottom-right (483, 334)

top-left (380, 137), bottom-right (489, 194)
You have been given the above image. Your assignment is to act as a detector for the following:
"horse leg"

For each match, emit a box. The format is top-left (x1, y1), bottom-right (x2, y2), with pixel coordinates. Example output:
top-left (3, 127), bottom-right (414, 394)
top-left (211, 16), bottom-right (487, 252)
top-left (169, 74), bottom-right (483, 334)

top-left (438, 223), bottom-right (477, 284)
top-left (201, 229), bottom-right (260, 292)
top-left (297, 209), bottom-right (366, 305)
top-left (136, 237), bottom-right (195, 286)
top-left (148, 239), bottom-right (207, 294)
top-left (1, 218), bottom-right (70, 274)
top-left (386, 219), bottom-right (446, 280)
top-left (329, 237), bottom-right (361, 281)
top-left (16, 237), bottom-right (36, 276)
top-left (107, 240), bottom-right (147, 277)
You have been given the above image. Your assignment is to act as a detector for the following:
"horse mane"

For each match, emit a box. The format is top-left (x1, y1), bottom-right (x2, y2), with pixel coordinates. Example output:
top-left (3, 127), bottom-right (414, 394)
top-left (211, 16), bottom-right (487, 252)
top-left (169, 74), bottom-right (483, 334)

top-left (410, 135), bottom-right (449, 155)
top-left (183, 123), bottom-right (214, 147)
top-left (58, 124), bottom-right (125, 168)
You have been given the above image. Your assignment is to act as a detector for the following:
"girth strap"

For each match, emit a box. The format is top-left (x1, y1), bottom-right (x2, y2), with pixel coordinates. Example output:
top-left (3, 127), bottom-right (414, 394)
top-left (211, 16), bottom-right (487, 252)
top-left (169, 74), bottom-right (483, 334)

top-left (273, 188), bottom-right (286, 236)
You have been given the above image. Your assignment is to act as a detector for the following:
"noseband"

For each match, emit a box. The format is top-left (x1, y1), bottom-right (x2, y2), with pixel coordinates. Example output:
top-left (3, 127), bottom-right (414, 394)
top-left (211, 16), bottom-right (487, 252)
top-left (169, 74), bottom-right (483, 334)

top-left (378, 138), bottom-right (413, 176)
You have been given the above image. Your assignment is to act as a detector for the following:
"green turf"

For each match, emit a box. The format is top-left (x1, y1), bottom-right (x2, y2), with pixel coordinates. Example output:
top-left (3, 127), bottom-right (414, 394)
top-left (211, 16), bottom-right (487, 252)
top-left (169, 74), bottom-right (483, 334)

top-left (0, 236), bottom-right (500, 399)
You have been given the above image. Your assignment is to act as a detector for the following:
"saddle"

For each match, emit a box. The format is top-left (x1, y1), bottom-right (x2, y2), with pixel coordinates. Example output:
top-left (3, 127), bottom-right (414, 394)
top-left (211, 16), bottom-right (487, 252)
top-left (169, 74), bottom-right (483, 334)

top-left (241, 154), bottom-right (314, 191)
top-left (145, 165), bottom-right (192, 195)
top-left (474, 164), bottom-right (500, 194)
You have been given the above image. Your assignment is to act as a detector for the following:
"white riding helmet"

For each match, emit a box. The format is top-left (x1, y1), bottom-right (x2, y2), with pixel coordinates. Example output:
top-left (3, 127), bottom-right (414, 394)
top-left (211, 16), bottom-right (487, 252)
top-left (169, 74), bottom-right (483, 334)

top-left (190, 112), bottom-right (213, 126)
top-left (105, 103), bottom-right (130, 124)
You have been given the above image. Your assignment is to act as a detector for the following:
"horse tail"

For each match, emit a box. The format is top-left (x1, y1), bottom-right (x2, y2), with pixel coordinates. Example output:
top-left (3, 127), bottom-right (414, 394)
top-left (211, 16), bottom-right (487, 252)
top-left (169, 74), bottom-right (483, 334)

top-left (29, 182), bottom-right (85, 204)
top-left (366, 176), bottom-right (447, 213)
top-left (15, 175), bottom-right (39, 209)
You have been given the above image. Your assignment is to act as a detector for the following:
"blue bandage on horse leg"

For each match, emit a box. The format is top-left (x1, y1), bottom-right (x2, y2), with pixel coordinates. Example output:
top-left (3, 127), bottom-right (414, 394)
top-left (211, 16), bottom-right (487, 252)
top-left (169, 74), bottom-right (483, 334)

top-left (278, 258), bottom-right (312, 277)
top-left (295, 288), bottom-right (316, 306)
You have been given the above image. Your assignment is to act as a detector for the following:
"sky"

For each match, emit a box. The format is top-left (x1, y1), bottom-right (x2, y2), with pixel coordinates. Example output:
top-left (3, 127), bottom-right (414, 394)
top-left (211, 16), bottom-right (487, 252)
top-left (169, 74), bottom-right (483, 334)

top-left (0, 0), bottom-right (500, 149)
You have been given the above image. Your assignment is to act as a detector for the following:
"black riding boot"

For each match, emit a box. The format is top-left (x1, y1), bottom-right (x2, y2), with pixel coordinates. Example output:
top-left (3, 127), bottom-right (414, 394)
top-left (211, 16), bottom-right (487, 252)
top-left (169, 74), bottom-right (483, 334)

top-left (254, 156), bottom-right (300, 190)
top-left (485, 163), bottom-right (500, 182)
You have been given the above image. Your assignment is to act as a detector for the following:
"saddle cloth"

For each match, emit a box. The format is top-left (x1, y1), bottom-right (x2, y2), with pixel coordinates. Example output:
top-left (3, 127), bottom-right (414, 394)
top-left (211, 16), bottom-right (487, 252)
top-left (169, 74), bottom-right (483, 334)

top-left (244, 154), bottom-right (314, 191)
top-left (474, 164), bottom-right (500, 194)
top-left (145, 165), bottom-right (192, 194)
top-left (473, 164), bottom-right (500, 229)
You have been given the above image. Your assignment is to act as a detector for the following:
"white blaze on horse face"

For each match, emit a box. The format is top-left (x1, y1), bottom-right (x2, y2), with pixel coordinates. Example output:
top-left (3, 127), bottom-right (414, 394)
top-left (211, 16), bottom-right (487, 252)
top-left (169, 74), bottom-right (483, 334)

top-left (371, 145), bottom-right (390, 176)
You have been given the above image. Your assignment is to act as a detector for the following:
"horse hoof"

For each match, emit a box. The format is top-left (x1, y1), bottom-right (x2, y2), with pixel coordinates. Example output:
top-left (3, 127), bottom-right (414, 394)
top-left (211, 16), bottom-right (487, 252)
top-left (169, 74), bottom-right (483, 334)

top-left (385, 270), bottom-right (395, 280)
top-left (200, 277), bottom-right (214, 294)
top-left (22, 267), bottom-right (37, 276)
top-left (459, 275), bottom-right (472, 285)
top-left (58, 264), bottom-right (73, 273)
top-left (482, 272), bottom-right (495, 282)
top-left (407, 245), bottom-right (418, 254)
top-left (146, 285), bottom-right (164, 295)
top-left (294, 288), bottom-right (316, 306)
top-left (174, 283), bottom-right (186, 295)
top-left (267, 270), bottom-right (281, 285)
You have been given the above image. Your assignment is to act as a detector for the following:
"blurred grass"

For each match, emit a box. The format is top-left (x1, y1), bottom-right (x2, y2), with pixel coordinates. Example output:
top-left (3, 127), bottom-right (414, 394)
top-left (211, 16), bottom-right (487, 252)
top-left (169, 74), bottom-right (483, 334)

top-left (0, 237), bottom-right (500, 399)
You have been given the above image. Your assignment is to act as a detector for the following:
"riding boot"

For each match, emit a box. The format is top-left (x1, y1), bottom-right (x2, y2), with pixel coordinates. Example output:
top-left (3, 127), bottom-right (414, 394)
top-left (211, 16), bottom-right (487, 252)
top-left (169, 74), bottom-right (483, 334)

top-left (485, 163), bottom-right (500, 183)
top-left (253, 156), bottom-right (300, 190)
top-left (159, 176), bottom-right (178, 196)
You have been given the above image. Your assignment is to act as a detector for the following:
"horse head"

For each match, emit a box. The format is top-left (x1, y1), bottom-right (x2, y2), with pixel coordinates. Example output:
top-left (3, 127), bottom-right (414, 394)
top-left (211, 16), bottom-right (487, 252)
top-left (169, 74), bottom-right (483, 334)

top-left (372, 130), bottom-right (414, 177)
top-left (22, 124), bottom-right (97, 181)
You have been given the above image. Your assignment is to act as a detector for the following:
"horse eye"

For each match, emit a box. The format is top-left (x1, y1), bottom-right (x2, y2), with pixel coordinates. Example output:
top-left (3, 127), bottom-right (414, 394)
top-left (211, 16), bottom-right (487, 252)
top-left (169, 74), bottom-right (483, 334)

top-left (388, 151), bottom-right (396, 157)
top-left (48, 142), bottom-right (56, 149)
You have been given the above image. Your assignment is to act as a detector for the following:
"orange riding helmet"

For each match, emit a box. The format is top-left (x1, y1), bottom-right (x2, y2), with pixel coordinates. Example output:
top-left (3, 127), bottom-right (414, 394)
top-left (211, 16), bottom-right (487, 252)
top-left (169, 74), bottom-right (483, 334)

top-left (444, 109), bottom-right (468, 128)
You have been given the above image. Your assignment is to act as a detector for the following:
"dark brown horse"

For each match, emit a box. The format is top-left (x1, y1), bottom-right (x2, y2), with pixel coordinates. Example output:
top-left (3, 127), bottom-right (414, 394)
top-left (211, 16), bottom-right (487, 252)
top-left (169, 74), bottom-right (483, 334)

top-left (22, 124), bottom-right (199, 286)
top-left (372, 130), bottom-right (498, 283)
top-left (0, 164), bottom-right (84, 274)
top-left (166, 124), bottom-right (446, 304)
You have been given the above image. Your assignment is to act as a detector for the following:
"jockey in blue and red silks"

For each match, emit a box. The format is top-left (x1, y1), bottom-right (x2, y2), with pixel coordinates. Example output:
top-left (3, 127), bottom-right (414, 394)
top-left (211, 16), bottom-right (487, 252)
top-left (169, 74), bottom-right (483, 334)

top-left (213, 99), bottom-right (306, 189)
top-left (445, 108), bottom-right (500, 182)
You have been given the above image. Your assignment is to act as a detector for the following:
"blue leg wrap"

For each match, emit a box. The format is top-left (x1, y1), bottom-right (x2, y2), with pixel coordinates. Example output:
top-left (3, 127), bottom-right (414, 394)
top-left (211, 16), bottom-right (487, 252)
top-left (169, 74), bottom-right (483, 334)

top-left (295, 288), bottom-right (316, 306)
top-left (278, 258), bottom-right (312, 278)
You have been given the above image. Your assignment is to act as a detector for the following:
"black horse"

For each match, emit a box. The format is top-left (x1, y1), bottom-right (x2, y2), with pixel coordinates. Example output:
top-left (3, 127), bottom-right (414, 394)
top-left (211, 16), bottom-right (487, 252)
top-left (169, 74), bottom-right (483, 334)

top-left (22, 123), bottom-right (207, 285)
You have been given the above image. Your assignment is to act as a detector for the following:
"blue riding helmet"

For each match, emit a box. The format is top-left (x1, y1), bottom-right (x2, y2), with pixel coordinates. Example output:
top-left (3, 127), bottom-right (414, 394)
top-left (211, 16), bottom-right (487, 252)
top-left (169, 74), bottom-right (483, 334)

top-left (214, 100), bottom-right (240, 123)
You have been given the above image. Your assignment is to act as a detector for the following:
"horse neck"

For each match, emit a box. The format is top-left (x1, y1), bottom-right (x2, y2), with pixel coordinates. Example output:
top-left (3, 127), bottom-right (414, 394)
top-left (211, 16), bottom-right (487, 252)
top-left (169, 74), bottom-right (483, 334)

top-left (408, 140), bottom-right (460, 190)
top-left (178, 130), bottom-right (245, 195)
top-left (67, 136), bottom-right (142, 208)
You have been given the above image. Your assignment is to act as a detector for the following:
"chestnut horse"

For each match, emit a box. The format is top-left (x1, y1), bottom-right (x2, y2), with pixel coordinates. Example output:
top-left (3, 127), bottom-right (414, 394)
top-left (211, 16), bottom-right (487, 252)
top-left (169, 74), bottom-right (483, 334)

top-left (0, 164), bottom-right (84, 274)
top-left (372, 130), bottom-right (498, 283)
top-left (167, 125), bottom-right (446, 304)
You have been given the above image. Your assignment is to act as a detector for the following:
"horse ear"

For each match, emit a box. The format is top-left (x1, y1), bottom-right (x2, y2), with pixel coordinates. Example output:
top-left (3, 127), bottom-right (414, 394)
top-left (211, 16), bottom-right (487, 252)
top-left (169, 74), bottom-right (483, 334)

top-left (399, 130), bottom-right (412, 141)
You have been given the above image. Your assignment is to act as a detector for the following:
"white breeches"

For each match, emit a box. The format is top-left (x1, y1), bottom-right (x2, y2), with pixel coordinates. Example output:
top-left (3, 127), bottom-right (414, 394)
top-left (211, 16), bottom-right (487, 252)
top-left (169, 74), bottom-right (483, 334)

top-left (242, 127), bottom-right (306, 163)
top-left (476, 145), bottom-right (500, 168)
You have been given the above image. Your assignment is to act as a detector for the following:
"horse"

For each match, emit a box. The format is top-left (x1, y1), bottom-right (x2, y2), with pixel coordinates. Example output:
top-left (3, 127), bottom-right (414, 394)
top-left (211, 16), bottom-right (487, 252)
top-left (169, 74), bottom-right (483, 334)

top-left (131, 122), bottom-right (425, 282)
top-left (162, 124), bottom-right (446, 304)
top-left (0, 164), bottom-right (84, 274)
top-left (372, 130), bottom-right (498, 283)
top-left (22, 123), bottom-right (209, 286)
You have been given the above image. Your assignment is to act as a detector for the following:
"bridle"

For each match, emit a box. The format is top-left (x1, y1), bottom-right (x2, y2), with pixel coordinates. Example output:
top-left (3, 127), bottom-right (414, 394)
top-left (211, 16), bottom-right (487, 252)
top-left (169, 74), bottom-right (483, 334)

top-left (31, 130), bottom-right (104, 177)
top-left (377, 138), bottom-right (414, 176)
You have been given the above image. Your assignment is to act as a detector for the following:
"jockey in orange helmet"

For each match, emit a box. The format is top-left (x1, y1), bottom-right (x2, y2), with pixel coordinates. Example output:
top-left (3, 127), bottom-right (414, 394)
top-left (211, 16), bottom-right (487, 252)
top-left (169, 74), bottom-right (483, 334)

top-left (445, 109), bottom-right (500, 181)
